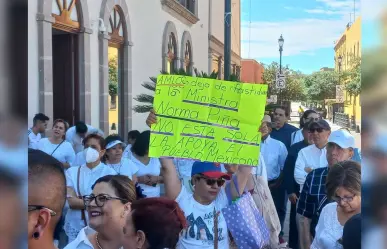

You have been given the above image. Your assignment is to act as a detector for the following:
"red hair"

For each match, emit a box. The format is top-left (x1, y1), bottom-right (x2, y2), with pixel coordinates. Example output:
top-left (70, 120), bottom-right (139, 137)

top-left (131, 197), bottom-right (187, 248)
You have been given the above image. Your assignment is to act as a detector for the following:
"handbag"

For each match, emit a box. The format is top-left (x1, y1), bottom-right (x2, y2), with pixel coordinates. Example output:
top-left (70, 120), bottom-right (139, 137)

top-left (222, 176), bottom-right (271, 249)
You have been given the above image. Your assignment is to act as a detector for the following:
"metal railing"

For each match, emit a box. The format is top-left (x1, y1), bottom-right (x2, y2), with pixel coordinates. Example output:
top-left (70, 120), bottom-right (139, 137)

top-left (334, 112), bottom-right (350, 128)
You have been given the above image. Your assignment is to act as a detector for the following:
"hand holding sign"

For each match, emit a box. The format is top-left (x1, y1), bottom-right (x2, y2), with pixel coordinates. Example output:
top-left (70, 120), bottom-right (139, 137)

top-left (149, 75), bottom-right (268, 166)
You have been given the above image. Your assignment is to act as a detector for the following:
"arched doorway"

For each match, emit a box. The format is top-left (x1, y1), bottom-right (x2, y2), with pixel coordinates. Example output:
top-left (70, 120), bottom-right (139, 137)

top-left (100, 0), bottom-right (132, 139)
top-left (181, 31), bottom-right (193, 74)
top-left (51, 0), bottom-right (81, 125)
top-left (37, 0), bottom-right (91, 127)
top-left (162, 21), bottom-right (179, 73)
top-left (107, 6), bottom-right (124, 135)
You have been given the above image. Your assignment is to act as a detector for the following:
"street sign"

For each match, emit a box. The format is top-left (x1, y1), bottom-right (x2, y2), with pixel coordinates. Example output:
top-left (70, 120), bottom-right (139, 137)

top-left (276, 74), bottom-right (286, 89)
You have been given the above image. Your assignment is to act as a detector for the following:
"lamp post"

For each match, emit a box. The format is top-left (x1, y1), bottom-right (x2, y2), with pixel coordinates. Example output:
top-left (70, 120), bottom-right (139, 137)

top-left (278, 34), bottom-right (284, 105)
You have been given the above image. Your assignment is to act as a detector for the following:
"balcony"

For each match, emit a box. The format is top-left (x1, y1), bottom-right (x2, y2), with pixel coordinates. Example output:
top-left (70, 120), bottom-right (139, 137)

top-left (161, 0), bottom-right (199, 25)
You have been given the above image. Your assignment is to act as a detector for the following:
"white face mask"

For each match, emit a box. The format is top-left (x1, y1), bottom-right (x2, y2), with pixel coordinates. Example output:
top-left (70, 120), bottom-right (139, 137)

top-left (83, 147), bottom-right (100, 163)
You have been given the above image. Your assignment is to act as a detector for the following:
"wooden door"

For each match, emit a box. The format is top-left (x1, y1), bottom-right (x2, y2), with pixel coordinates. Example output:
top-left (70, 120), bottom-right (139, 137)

top-left (52, 32), bottom-right (79, 126)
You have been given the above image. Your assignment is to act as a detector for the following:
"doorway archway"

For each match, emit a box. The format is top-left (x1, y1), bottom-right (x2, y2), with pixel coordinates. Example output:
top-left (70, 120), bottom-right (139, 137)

top-left (37, 0), bottom-right (92, 126)
top-left (100, 0), bottom-right (132, 139)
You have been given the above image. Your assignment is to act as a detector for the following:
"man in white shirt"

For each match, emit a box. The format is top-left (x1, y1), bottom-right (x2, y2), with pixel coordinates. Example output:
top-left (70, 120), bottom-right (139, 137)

top-left (65, 121), bottom-right (104, 153)
top-left (28, 113), bottom-right (49, 149)
top-left (260, 115), bottom-right (288, 241)
top-left (294, 119), bottom-right (331, 192)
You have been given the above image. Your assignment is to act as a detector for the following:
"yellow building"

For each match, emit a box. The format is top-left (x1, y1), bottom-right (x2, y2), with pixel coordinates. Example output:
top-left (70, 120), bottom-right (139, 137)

top-left (334, 16), bottom-right (361, 126)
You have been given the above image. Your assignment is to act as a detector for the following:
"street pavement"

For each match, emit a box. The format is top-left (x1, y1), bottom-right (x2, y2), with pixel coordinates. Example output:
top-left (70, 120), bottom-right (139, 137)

top-left (282, 103), bottom-right (361, 244)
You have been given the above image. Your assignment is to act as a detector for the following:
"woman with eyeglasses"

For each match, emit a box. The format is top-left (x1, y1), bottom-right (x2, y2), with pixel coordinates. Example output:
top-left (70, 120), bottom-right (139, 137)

top-left (104, 135), bottom-right (139, 182)
top-left (64, 134), bottom-right (117, 243)
top-left (64, 175), bottom-right (142, 249)
top-left (291, 110), bottom-right (320, 146)
top-left (37, 119), bottom-right (75, 169)
top-left (311, 160), bottom-right (361, 249)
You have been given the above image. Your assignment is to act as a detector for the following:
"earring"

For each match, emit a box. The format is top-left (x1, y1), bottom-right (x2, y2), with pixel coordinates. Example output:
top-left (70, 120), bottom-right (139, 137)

top-left (33, 232), bottom-right (40, 240)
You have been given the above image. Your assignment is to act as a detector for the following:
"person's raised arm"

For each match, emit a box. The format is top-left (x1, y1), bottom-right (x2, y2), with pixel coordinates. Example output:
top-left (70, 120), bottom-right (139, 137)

top-left (146, 109), bottom-right (157, 128)
top-left (229, 165), bottom-right (252, 201)
top-left (160, 158), bottom-right (182, 200)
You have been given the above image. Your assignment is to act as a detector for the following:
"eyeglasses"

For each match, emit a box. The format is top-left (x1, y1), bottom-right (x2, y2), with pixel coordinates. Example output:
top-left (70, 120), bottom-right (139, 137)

top-left (28, 205), bottom-right (57, 216)
top-left (306, 117), bottom-right (320, 122)
top-left (309, 128), bottom-right (324, 133)
top-left (83, 194), bottom-right (127, 207)
top-left (198, 175), bottom-right (226, 187)
top-left (333, 194), bottom-right (356, 203)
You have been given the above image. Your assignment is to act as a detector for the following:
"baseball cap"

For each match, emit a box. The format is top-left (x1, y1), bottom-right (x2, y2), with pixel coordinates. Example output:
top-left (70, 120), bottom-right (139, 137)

top-left (191, 161), bottom-right (231, 180)
top-left (106, 140), bottom-right (126, 150)
top-left (328, 130), bottom-right (355, 149)
top-left (342, 213), bottom-right (361, 249)
top-left (309, 119), bottom-right (331, 130)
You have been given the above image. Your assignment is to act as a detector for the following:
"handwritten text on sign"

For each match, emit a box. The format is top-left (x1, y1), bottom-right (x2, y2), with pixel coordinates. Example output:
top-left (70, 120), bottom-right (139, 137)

top-left (149, 75), bottom-right (268, 166)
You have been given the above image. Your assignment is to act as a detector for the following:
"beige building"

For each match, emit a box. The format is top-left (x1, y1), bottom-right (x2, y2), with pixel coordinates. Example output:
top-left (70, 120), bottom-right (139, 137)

top-left (28, 0), bottom-right (242, 138)
top-left (209, 0), bottom-right (241, 79)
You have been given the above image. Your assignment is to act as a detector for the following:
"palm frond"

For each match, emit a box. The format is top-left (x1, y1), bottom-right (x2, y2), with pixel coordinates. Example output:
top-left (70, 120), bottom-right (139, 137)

top-left (133, 105), bottom-right (153, 113)
top-left (141, 82), bottom-right (156, 91)
top-left (134, 94), bottom-right (154, 104)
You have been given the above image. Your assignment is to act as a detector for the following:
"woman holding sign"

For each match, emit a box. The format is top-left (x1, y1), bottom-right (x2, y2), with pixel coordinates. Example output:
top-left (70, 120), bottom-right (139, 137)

top-left (147, 111), bottom-right (257, 249)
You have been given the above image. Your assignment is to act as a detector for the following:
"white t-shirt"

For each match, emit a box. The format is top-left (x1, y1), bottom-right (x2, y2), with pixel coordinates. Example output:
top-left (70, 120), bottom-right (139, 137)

top-left (37, 138), bottom-right (75, 164)
top-left (123, 144), bottom-right (132, 159)
top-left (66, 125), bottom-right (104, 153)
top-left (291, 129), bottom-right (304, 146)
top-left (106, 157), bottom-right (139, 180)
top-left (131, 156), bottom-right (161, 198)
top-left (28, 128), bottom-right (41, 149)
top-left (64, 163), bottom-right (117, 242)
top-left (72, 151), bottom-right (86, 167)
top-left (176, 186), bottom-right (230, 249)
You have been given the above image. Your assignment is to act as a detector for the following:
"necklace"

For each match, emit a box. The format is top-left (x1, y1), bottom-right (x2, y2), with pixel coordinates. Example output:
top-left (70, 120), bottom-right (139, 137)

top-left (96, 233), bottom-right (103, 249)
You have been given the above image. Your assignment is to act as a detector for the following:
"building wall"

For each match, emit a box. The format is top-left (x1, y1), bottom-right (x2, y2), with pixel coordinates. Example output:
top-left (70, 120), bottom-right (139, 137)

top-left (334, 16), bottom-right (361, 125)
top-left (28, 0), bottom-right (210, 133)
top-left (241, 59), bottom-right (264, 84)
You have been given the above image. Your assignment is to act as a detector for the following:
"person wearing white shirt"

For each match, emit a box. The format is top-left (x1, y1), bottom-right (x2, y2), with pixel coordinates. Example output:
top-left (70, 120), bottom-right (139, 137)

top-left (259, 115), bottom-right (288, 240)
top-left (294, 120), bottom-right (331, 192)
top-left (66, 121), bottom-right (104, 154)
top-left (64, 134), bottom-right (117, 243)
top-left (28, 113), bottom-right (49, 149)
top-left (122, 130), bottom-right (140, 159)
top-left (104, 135), bottom-right (139, 181)
top-left (64, 175), bottom-right (138, 249)
top-left (131, 131), bottom-right (163, 198)
top-left (37, 119), bottom-right (75, 169)
top-left (291, 110), bottom-right (320, 146)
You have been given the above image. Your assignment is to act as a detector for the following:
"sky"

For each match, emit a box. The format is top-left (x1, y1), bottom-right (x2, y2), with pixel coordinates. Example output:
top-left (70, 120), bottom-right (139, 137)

top-left (241, 0), bottom-right (386, 74)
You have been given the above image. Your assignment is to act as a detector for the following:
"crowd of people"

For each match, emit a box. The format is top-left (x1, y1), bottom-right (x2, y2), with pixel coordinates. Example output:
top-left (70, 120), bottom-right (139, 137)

top-left (27, 105), bottom-right (362, 249)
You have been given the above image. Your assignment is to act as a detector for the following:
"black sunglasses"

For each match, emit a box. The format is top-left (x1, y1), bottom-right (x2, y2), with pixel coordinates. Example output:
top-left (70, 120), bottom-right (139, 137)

top-left (28, 205), bottom-right (57, 216)
top-left (309, 128), bottom-right (325, 133)
top-left (198, 175), bottom-right (226, 187)
top-left (83, 194), bottom-right (127, 208)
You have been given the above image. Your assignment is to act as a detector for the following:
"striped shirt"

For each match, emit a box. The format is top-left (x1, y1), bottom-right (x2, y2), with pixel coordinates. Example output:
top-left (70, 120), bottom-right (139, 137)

top-left (296, 167), bottom-right (329, 219)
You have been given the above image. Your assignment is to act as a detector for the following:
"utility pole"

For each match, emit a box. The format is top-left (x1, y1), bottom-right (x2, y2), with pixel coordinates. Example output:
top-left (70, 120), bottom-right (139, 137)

top-left (224, 0), bottom-right (232, 80)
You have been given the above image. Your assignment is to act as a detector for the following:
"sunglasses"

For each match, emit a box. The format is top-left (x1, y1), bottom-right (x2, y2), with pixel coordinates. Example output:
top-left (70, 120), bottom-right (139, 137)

top-left (309, 128), bottom-right (325, 133)
top-left (333, 194), bottom-right (355, 203)
top-left (198, 175), bottom-right (226, 187)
